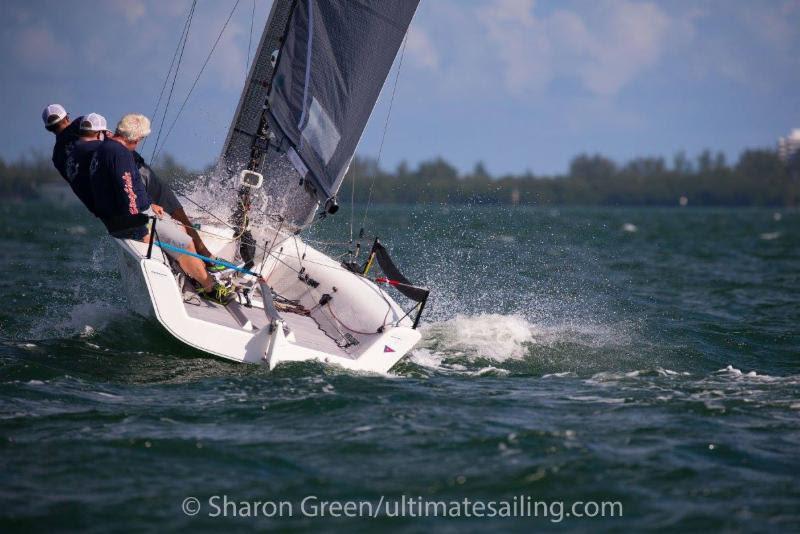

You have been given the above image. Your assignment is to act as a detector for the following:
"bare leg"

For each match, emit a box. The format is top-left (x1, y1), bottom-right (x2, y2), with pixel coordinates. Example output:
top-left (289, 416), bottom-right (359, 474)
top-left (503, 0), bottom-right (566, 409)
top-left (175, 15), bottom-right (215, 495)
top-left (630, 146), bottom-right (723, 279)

top-left (170, 207), bottom-right (212, 258)
top-left (177, 252), bottom-right (214, 291)
top-left (144, 233), bottom-right (213, 290)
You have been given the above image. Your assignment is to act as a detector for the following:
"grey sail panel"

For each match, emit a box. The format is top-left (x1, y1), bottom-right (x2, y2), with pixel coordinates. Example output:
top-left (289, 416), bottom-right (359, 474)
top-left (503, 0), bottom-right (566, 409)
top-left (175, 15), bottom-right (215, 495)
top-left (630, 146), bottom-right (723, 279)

top-left (219, 0), bottom-right (291, 169)
top-left (268, 0), bottom-right (419, 201)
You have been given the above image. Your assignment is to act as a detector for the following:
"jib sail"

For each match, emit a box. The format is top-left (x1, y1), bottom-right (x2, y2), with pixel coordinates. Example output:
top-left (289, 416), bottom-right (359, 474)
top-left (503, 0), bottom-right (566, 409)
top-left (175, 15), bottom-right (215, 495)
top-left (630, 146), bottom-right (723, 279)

top-left (219, 0), bottom-right (419, 229)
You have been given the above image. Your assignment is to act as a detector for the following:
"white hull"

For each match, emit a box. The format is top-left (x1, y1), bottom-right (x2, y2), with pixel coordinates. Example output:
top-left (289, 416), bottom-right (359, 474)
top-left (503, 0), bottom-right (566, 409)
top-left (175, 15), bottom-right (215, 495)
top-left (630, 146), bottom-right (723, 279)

top-left (114, 227), bottom-right (420, 374)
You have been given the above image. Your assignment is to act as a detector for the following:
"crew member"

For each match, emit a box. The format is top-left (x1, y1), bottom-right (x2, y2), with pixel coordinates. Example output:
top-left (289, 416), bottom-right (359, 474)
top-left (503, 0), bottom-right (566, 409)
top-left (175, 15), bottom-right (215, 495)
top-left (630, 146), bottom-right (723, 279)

top-left (89, 113), bottom-right (230, 304)
top-left (42, 104), bottom-right (217, 265)
top-left (42, 104), bottom-right (83, 180)
top-left (63, 112), bottom-right (108, 215)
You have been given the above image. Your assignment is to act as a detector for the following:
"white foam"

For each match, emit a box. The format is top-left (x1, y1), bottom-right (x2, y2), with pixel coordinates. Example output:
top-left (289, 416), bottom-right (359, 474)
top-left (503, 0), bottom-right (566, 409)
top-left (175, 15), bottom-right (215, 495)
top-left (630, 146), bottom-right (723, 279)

top-left (80, 325), bottom-right (95, 338)
top-left (716, 365), bottom-right (759, 377)
top-left (48, 301), bottom-right (128, 338)
top-left (412, 314), bottom-right (631, 376)
top-left (422, 313), bottom-right (534, 361)
top-left (472, 366), bottom-right (511, 377)
top-left (94, 391), bottom-right (122, 400)
top-left (67, 225), bottom-right (87, 235)
top-left (542, 371), bottom-right (576, 379)
top-left (759, 232), bottom-right (781, 241)
top-left (711, 365), bottom-right (794, 383)
top-left (408, 348), bottom-right (445, 369)
top-left (568, 395), bottom-right (625, 404)
top-left (622, 223), bottom-right (638, 233)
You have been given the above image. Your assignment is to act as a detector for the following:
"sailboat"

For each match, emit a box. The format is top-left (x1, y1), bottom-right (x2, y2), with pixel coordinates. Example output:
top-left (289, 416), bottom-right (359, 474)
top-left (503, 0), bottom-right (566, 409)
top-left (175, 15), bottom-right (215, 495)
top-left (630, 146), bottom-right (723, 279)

top-left (115, 0), bottom-right (428, 373)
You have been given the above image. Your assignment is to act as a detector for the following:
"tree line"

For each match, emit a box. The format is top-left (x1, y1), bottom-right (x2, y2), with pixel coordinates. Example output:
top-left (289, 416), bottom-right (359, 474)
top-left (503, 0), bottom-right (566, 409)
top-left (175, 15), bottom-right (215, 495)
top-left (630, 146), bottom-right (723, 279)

top-left (2, 148), bottom-right (798, 207)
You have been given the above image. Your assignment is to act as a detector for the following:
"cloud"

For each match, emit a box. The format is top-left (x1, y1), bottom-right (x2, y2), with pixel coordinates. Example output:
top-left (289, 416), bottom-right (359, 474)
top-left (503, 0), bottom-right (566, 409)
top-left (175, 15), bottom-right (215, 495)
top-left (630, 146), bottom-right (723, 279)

top-left (737, 0), bottom-right (799, 50)
top-left (675, 1), bottom-right (799, 92)
top-left (574, 1), bottom-right (672, 95)
top-left (406, 26), bottom-right (439, 70)
top-left (12, 25), bottom-right (71, 74)
top-left (478, 0), bottom-right (551, 93)
top-left (108, 0), bottom-right (147, 23)
top-left (477, 0), bottom-right (678, 96)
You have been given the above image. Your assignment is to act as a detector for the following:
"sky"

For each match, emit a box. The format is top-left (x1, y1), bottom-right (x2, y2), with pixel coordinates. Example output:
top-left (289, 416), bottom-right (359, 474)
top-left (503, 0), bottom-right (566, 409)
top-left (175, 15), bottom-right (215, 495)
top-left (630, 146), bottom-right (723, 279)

top-left (1, 0), bottom-right (799, 176)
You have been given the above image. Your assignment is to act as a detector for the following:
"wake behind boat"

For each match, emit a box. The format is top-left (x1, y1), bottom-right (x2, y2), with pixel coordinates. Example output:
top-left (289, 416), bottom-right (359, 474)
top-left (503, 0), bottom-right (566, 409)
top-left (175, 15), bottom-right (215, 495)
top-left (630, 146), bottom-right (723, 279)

top-left (114, 0), bottom-right (428, 373)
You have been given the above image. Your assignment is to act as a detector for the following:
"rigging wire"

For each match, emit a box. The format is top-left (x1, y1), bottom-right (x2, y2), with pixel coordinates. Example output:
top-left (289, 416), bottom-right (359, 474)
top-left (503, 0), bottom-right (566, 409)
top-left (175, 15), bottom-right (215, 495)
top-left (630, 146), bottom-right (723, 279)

top-left (358, 32), bottom-right (409, 236)
top-left (148, 0), bottom-right (196, 164)
top-left (152, 0), bottom-right (243, 165)
top-left (349, 161), bottom-right (355, 244)
top-left (142, 0), bottom-right (196, 155)
top-left (245, 0), bottom-right (256, 82)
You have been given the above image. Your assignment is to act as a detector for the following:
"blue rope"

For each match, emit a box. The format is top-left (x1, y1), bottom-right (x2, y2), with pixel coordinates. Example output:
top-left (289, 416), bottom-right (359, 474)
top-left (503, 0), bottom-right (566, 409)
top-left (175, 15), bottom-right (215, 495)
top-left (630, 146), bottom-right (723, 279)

top-left (153, 241), bottom-right (261, 278)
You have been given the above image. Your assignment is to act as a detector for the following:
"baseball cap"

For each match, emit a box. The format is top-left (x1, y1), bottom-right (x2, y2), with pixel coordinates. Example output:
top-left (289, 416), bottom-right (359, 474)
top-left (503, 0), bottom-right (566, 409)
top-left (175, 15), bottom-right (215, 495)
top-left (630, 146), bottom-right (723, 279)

top-left (42, 104), bottom-right (67, 126)
top-left (80, 113), bottom-right (108, 132)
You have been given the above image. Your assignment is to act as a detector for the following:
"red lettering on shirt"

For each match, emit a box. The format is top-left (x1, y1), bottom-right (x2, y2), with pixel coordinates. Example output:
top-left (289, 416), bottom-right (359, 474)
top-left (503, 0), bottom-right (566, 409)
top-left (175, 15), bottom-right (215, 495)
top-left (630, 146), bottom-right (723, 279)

top-left (122, 171), bottom-right (138, 214)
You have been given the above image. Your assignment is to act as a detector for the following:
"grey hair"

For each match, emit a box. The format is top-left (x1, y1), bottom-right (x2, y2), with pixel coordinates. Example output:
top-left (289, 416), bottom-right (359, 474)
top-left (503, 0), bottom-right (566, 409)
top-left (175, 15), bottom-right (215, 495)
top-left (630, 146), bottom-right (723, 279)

top-left (115, 113), bottom-right (151, 142)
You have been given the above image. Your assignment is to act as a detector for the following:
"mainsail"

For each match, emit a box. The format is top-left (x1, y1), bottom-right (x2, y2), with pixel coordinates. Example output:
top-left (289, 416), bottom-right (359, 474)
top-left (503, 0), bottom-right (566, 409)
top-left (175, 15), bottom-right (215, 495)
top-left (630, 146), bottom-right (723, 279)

top-left (218, 0), bottom-right (419, 229)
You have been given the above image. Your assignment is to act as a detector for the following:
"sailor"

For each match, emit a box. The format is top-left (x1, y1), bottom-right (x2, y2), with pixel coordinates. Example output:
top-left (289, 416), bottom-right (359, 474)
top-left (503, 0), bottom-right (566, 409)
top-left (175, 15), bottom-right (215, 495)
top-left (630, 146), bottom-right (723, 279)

top-left (89, 113), bottom-right (231, 304)
top-left (42, 104), bottom-right (219, 267)
top-left (42, 104), bottom-right (83, 181)
top-left (62, 112), bottom-right (108, 216)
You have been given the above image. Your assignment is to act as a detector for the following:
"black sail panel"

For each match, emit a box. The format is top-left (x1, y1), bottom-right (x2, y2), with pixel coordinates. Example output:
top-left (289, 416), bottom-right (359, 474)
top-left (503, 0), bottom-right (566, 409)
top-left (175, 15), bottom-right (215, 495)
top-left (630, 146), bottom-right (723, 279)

top-left (269, 0), bottom-right (419, 201)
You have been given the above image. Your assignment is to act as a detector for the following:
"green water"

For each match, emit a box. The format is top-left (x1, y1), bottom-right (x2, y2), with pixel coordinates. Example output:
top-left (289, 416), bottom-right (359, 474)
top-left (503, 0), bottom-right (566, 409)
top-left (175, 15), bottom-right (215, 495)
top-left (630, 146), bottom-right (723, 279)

top-left (1, 200), bottom-right (798, 532)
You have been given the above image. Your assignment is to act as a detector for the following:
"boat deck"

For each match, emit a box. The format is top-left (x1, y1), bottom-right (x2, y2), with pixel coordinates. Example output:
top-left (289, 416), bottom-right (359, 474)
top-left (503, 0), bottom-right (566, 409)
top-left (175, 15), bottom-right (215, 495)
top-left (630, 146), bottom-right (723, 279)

top-left (182, 297), bottom-right (353, 359)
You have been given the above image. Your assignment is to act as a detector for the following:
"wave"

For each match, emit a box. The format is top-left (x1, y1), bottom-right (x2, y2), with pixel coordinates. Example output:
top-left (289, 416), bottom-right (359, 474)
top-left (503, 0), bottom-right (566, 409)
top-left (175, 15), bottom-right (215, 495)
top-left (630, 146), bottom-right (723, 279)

top-left (405, 312), bottom-right (635, 375)
top-left (28, 300), bottom-right (131, 341)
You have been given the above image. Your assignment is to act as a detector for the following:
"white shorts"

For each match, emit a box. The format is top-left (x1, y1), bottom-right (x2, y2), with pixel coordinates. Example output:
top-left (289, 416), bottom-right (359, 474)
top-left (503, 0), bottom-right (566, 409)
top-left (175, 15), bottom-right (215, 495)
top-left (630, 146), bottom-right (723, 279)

top-left (143, 209), bottom-right (193, 260)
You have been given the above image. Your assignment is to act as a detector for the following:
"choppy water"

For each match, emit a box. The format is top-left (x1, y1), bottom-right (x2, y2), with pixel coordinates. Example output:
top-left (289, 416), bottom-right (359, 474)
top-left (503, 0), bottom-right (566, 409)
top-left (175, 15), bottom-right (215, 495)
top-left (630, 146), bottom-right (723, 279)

top-left (1, 200), bottom-right (798, 532)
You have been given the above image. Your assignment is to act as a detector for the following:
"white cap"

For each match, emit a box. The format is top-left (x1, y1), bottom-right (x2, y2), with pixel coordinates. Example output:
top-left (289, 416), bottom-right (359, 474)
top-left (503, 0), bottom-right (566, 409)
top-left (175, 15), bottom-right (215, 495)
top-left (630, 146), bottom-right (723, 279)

top-left (80, 113), bottom-right (108, 132)
top-left (42, 104), bottom-right (67, 126)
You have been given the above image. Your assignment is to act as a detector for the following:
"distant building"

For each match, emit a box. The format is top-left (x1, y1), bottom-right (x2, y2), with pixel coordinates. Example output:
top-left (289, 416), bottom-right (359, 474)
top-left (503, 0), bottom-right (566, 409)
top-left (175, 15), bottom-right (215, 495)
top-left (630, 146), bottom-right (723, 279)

top-left (778, 129), bottom-right (800, 162)
top-left (780, 129), bottom-right (800, 208)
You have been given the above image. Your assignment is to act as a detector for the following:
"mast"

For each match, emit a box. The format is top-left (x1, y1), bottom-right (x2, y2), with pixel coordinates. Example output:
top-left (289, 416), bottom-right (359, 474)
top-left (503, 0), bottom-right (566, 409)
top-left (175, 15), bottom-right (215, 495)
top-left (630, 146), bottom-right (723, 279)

top-left (219, 1), bottom-right (294, 173)
top-left (220, 0), bottom-right (301, 264)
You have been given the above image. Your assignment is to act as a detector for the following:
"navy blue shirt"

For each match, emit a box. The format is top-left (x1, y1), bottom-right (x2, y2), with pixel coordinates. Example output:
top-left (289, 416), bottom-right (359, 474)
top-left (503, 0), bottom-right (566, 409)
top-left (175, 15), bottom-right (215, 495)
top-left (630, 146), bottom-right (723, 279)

top-left (51, 116), bottom-right (83, 180)
top-left (90, 138), bottom-right (152, 237)
top-left (64, 139), bottom-right (101, 216)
